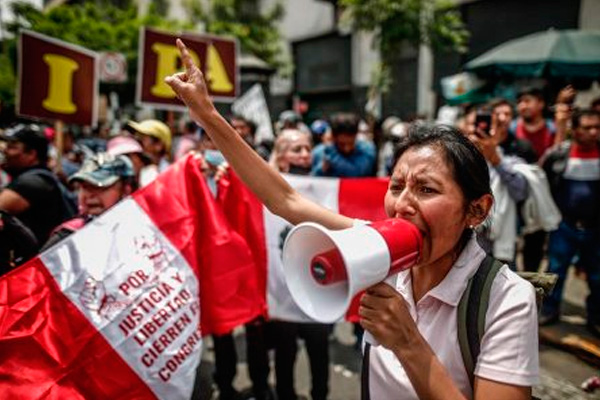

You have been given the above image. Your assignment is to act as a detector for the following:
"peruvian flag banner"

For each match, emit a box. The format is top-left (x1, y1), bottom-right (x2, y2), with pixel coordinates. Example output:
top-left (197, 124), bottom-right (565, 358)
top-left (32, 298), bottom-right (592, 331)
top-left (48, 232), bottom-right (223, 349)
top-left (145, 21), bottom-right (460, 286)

top-left (0, 154), bottom-right (388, 398)
top-left (0, 156), bottom-right (262, 399)
top-left (218, 172), bottom-right (389, 322)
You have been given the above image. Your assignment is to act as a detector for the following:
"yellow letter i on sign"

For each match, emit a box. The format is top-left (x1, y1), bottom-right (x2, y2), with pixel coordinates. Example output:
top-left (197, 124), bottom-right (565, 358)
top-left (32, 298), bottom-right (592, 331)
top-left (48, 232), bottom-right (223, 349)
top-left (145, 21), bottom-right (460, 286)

top-left (42, 54), bottom-right (79, 114)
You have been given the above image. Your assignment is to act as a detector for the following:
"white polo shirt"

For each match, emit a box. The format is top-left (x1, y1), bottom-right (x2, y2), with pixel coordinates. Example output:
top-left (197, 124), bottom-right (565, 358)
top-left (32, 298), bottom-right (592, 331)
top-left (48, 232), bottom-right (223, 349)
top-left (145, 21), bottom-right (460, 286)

top-left (367, 235), bottom-right (539, 399)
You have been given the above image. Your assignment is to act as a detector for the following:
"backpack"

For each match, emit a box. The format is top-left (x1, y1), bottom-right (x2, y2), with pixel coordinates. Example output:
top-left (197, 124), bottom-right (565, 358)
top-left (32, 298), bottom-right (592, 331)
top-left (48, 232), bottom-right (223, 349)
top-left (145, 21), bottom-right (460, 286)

top-left (361, 255), bottom-right (557, 399)
top-left (21, 168), bottom-right (78, 221)
top-left (458, 255), bottom-right (557, 397)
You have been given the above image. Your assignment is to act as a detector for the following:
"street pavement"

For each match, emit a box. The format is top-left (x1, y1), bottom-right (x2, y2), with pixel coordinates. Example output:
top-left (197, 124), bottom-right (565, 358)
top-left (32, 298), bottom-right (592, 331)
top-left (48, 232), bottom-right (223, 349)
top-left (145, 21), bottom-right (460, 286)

top-left (193, 268), bottom-right (600, 400)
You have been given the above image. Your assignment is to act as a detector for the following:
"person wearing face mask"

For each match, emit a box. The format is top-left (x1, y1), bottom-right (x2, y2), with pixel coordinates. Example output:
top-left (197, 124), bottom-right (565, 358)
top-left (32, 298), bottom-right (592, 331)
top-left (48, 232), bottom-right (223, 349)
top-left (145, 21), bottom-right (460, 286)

top-left (269, 129), bottom-right (312, 175)
top-left (166, 39), bottom-right (539, 400)
top-left (42, 153), bottom-right (136, 250)
top-left (268, 129), bottom-right (331, 400)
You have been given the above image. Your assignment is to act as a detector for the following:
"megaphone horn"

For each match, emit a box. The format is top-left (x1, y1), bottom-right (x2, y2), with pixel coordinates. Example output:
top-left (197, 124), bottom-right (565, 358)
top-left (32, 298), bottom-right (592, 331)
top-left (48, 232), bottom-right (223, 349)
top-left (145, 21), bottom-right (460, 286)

top-left (282, 218), bottom-right (423, 324)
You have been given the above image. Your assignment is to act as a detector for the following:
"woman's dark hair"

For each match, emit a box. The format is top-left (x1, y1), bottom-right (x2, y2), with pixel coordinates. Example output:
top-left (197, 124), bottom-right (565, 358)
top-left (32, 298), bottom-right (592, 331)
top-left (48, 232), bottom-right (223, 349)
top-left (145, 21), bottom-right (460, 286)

top-left (392, 124), bottom-right (492, 248)
top-left (392, 123), bottom-right (491, 204)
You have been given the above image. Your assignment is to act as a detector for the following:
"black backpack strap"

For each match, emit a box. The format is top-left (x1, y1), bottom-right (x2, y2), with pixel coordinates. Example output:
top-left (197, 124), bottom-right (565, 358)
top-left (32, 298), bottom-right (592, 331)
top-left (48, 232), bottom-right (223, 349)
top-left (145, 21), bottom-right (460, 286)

top-left (457, 254), bottom-right (504, 387)
top-left (361, 342), bottom-right (371, 400)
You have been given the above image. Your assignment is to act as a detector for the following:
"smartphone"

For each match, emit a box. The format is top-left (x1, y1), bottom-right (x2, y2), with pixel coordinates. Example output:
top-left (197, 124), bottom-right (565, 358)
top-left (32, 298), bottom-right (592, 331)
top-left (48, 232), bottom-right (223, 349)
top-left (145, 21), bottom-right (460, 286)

top-left (475, 111), bottom-right (492, 137)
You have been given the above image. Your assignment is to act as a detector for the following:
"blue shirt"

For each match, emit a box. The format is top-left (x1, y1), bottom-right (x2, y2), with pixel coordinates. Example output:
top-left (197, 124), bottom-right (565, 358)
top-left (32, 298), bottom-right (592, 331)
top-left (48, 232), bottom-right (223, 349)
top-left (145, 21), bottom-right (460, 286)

top-left (312, 140), bottom-right (376, 177)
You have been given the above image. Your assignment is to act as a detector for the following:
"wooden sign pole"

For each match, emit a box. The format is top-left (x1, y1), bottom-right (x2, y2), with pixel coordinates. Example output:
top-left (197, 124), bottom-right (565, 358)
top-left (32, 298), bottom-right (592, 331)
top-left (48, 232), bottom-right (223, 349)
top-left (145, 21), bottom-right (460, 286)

top-left (54, 119), bottom-right (64, 174)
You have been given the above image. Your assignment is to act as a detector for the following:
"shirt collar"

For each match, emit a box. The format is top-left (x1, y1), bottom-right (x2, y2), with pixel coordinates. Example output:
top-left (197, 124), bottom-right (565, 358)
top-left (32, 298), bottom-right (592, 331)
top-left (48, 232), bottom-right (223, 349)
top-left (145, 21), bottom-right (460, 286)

top-left (395, 234), bottom-right (487, 307)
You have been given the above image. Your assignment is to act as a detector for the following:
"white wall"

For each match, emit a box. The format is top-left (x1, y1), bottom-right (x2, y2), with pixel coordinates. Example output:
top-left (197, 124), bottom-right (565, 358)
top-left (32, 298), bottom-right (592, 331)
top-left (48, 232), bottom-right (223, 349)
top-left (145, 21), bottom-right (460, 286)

top-left (352, 31), bottom-right (379, 87)
top-left (263, 0), bottom-right (335, 96)
top-left (580, 0), bottom-right (600, 30)
top-left (0, 0), bottom-right (44, 39)
top-left (264, 0), bottom-right (335, 41)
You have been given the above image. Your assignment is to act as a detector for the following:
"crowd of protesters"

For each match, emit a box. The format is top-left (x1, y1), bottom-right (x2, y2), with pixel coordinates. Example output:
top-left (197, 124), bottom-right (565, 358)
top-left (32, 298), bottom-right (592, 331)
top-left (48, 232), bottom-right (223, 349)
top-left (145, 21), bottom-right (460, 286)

top-left (1, 80), bottom-right (599, 399)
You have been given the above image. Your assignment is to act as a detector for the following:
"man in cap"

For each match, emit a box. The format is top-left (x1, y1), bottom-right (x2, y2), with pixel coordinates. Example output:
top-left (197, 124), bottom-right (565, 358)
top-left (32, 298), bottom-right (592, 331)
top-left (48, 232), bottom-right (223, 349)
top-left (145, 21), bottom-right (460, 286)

top-left (310, 119), bottom-right (332, 146)
top-left (43, 153), bottom-right (136, 249)
top-left (127, 119), bottom-right (172, 173)
top-left (0, 124), bottom-right (71, 244)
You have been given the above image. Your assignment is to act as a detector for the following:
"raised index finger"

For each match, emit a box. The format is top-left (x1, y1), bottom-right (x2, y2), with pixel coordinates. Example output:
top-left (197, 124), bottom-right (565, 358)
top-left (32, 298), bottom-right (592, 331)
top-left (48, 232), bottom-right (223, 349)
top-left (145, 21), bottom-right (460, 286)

top-left (176, 38), bottom-right (196, 73)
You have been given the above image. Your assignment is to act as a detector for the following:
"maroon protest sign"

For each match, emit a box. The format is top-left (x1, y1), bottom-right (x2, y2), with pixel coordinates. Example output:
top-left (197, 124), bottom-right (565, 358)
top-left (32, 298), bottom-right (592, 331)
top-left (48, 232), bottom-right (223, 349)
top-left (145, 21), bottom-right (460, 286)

top-left (181, 33), bottom-right (239, 102)
top-left (18, 30), bottom-right (98, 127)
top-left (136, 27), bottom-right (208, 110)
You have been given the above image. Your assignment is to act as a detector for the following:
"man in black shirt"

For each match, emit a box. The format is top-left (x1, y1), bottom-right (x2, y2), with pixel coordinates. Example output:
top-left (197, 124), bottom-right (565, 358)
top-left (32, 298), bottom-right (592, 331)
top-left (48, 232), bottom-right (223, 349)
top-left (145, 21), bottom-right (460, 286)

top-left (0, 124), bottom-right (66, 244)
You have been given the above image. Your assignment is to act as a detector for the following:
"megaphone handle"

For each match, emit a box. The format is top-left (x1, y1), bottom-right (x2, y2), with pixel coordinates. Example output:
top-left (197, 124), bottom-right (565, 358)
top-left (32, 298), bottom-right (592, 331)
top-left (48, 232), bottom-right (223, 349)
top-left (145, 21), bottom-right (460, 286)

top-left (361, 274), bottom-right (399, 348)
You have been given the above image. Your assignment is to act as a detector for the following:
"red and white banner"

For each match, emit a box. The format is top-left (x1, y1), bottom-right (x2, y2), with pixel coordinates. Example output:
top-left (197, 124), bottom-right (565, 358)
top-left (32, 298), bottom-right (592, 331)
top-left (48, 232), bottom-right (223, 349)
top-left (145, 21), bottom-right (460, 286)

top-left (218, 172), bottom-right (389, 322)
top-left (0, 156), bottom-right (388, 397)
top-left (0, 156), bottom-right (261, 399)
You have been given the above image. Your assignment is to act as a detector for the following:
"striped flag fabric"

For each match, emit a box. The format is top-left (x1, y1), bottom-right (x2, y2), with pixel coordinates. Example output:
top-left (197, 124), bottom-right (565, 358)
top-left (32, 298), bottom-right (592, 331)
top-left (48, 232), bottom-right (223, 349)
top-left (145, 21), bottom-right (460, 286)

top-left (0, 156), bottom-right (261, 399)
top-left (219, 172), bottom-right (389, 322)
top-left (0, 155), bottom-right (389, 398)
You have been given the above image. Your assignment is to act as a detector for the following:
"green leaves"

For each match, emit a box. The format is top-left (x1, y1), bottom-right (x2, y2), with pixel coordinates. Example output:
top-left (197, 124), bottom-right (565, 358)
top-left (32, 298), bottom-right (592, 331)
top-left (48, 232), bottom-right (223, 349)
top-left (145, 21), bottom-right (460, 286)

top-left (0, 0), bottom-right (186, 108)
top-left (340, 0), bottom-right (469, 55)
top-left (183, 0), bottom-right (286, 69)
top-left (0, 53), bottom-right (16, 107)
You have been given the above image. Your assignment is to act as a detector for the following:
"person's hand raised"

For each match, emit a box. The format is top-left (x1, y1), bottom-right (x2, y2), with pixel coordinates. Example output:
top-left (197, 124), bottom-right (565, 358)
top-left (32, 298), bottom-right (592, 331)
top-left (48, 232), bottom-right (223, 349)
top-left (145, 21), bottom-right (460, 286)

top-left (468, 130), bottom-right (501, 166)
top-left (164, 39), bottom-right (215, 124)
top-left (556, 84), bottom-right (576, 105)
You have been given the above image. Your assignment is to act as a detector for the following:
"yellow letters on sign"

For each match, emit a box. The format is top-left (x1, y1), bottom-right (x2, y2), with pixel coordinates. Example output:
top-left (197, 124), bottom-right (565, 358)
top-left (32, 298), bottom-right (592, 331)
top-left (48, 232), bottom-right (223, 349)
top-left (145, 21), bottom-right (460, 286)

top-left (42, 54), bottom-right (79, 114)
top-left (207, 44), bottom-right (233, 93)
top-left (151, 43), bottom-right (200, 98)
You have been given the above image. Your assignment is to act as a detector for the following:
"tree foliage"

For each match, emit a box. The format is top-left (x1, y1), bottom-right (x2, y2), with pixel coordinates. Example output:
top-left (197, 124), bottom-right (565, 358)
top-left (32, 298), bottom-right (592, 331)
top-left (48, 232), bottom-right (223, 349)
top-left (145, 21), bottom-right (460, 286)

top-left (183, 0), bottom-right (286, 69)
top-left (339, 0), bottom-right (468, 98)
top-left (0, 0), bottom-right (287, 109)
top-left (0, 0), bottom-right (182, 108)
top-left (340, 0), bottom-right (469, 55)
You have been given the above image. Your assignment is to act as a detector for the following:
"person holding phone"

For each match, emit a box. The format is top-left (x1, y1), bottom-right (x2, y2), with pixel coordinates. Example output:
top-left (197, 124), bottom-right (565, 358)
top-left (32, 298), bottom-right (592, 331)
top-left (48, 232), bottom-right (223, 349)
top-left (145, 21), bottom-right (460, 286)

top-left (464, 104), bottom-right (531, 265)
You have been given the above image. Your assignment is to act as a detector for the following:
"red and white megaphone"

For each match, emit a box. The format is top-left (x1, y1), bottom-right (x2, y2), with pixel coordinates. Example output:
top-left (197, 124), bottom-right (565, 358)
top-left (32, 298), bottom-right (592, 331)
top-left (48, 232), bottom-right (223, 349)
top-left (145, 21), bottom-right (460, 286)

top-left (282, 218), bottom-right (423, 324)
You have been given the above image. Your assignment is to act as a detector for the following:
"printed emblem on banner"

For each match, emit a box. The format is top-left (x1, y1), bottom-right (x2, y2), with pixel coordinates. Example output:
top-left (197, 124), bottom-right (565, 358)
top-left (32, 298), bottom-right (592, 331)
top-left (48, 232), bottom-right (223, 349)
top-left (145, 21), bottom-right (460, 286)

top-left (41, 199), bottom-right (201, 393)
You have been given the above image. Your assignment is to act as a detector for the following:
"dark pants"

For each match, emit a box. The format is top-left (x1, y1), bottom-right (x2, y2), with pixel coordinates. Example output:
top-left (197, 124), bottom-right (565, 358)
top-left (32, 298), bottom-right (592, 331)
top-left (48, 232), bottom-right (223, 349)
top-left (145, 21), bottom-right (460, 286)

top-left (213, 333), bottom-right (237, 397)
top-left (543, 222), bottom-right (600, 324)
top-left (272, 321), bottom-right (330, 400)
top-left (522, 230), bottom-right (547, 272)
top-left (213, 317), bottom-right (271, 398)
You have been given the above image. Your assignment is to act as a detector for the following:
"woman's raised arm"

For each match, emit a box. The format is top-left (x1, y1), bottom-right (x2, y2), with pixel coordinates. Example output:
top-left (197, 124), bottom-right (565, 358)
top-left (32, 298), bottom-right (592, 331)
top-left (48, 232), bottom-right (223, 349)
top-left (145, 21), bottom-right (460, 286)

top-left (165, 39), bottom-right (352, 229)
